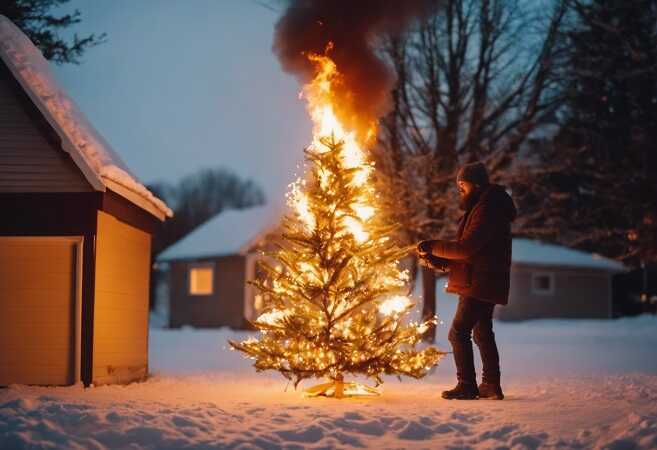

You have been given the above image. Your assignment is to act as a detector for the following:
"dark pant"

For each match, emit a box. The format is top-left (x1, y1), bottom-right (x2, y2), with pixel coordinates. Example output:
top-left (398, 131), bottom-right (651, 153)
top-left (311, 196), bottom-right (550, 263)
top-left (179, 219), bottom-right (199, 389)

top-left (448, 296), bottom-right (501, 385)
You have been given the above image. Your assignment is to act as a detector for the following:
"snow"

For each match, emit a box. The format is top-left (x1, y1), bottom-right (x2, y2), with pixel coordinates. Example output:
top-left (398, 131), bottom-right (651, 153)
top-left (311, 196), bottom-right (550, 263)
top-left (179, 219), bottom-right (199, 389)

top-left (0, 15), bottom-right (172, 219)
top-left (513, 238), bottom-right (627, 272)
top-left (158, 203), bottom-right (282, 260)
top-left (2, 289), bottom-right (657, 449)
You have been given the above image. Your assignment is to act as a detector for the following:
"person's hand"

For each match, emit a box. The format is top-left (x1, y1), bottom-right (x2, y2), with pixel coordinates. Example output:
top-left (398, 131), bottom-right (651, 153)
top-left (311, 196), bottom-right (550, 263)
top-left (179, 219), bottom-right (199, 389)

top-left (416, 240), bottom-right (434, 257)
top-left (420, 254), bottom-right (450, 272)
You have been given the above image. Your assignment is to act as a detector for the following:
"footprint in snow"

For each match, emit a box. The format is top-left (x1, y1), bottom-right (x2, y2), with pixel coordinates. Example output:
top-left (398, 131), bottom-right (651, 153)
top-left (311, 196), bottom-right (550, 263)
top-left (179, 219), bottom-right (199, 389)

top-left (325, 416), bottom-right (387, 436)
top-left (419, 416), bottom-right (437, 427)
top-left (343, 411), bottom-right (365, 420)
top-left (270, 411), bottom-right (293, 424)
top-left (330, 431), bottom-right (365, 447)
top-left (510, 432), bottom-right (549, 449)
top-left (397, 420), bottom-right (435, 440)
top-left (476, 423), bottom-right (519, 441)
top-left (275, 424), bottom-right (324, 443)
top-left (451, 411), bottom-right (485, 424)
top-left (105, 412), bottom-right (121, 423)
top-left (171, 415), bottom-right (198, 428)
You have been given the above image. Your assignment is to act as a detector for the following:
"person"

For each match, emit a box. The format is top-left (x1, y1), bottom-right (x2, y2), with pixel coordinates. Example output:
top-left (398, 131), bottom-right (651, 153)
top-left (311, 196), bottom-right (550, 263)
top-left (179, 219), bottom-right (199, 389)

top-left (417, 161), bottom-right (517, 400)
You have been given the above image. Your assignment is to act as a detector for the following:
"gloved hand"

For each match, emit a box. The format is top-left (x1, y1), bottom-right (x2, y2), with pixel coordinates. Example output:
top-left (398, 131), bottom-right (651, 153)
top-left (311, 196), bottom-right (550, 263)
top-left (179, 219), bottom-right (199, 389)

top-left (416, 240), bottom-right (434, 257)
top-left (419, 254), bottom-right (450, 272)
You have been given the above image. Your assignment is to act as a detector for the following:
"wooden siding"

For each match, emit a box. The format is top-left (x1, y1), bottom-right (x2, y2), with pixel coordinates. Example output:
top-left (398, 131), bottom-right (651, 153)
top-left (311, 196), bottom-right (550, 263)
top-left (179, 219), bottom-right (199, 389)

top-left (92, 211), bottom-right (151, 385)
top-left (0, 237), bottom-right (78, 385)
top-left (0, 63), bottom-right (91, 193)
top-left (169, 255), bottom-right (246, 328)
top-left (496, 264), bottom-right (612, 320)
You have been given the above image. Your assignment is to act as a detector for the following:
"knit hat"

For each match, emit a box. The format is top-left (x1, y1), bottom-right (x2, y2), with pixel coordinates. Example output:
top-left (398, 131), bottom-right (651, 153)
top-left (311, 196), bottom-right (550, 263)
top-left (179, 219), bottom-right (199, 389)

top-left (457, 161), bottom-right (489, 186)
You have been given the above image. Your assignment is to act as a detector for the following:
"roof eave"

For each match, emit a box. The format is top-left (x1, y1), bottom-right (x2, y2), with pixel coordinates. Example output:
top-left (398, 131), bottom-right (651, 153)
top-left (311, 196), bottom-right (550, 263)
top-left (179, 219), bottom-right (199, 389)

top-left (238, 222), bottom-right (281, 255)
top-left (512, 261), bottom-right (628, 273)
top-left (104, 178), bottom-right (166, 221)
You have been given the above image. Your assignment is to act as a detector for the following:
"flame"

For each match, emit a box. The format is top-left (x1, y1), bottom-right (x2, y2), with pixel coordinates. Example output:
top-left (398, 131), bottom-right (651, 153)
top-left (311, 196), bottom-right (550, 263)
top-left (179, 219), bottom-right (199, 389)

top-left (288, 49), bottom-right (377, 243)
top-left (256, 309), bottom-right (289, 326)
top-left (353, 204), bottom-right (375, 221)
top-left (379, 295), bottom-right (413, 316)
top-left (288, 178), bottom-right (315, 231)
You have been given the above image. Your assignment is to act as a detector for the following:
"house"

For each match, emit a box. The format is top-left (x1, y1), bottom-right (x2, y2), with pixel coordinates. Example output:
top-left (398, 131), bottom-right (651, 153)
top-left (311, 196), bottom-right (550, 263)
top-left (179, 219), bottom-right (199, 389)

top-left (495, 239), bottom-right (627, 321)
top-left (0, 16), bottom-right (172, 387)
top-left (612, 262), bottom-right (656, 316)
top-left (157, 204), bottom-right (280, 329)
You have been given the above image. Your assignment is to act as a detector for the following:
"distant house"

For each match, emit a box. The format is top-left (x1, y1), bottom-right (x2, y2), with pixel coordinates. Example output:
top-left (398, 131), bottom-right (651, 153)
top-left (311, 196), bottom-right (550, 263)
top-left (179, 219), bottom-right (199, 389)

top-left (496, 239), bottom-right (627, 321)
top-left (0, 16), bottom-right (172, 387)
top-left (157, 205), bottom-right (280, 329)
top-left (613, 263), bottom-right (657, 316)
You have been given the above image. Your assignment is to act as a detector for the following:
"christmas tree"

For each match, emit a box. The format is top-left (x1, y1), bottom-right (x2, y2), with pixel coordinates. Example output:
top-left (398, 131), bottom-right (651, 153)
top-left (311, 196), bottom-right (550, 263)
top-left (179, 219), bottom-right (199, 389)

top-left (230, 53), bottom-right (444, 398)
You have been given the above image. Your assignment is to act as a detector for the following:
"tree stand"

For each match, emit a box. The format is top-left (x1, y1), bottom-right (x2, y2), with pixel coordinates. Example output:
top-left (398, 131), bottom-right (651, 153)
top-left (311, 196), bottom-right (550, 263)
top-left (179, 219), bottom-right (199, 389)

top-left (303, 374), bottom-right (380, 398)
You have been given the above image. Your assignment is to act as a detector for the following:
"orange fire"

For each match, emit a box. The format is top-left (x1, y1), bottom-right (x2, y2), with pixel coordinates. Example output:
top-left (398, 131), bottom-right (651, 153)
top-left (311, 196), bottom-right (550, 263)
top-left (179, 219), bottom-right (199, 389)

top-left (288, 49), bottom-right (378, 243)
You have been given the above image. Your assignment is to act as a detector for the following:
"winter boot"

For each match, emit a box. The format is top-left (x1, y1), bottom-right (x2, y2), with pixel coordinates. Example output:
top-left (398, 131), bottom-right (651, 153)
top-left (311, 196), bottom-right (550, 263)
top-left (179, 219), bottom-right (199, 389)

top-left (478, 382), bottom-right (504, 400)
top-left (441, 382), bottom-right (479, 400)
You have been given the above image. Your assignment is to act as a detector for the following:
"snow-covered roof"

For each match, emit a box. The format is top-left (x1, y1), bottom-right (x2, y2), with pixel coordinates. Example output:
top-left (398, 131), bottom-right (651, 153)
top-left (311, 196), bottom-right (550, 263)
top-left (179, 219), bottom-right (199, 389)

top-left (513, 238), bottom-right (627, 272)
top-left (158, 204), bottom-right (282, 261)
top-left (0, 15), bottom-right (172, 220)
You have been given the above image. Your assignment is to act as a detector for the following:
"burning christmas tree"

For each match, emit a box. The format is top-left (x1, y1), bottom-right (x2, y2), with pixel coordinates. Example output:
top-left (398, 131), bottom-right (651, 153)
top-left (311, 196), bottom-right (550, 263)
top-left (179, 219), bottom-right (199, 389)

top-left (230, 52), bottom-right (444, 398)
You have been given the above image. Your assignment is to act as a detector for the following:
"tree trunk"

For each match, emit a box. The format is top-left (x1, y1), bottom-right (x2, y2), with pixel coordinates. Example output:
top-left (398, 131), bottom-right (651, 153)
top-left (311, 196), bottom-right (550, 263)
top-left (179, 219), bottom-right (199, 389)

top-left (421, 265), bottom-right (437, 342)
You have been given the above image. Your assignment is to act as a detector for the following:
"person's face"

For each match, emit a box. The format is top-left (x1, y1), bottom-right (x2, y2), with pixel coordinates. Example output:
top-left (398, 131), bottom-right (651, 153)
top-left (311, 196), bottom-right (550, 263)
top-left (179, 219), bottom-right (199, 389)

top-left (458, 180), bottom-right (475, 199)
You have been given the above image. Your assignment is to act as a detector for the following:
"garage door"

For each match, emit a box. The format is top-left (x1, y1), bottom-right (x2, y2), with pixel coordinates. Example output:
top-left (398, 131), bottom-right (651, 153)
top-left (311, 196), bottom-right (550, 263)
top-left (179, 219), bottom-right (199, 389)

top-left (0, 237), bottom-right (80, 385)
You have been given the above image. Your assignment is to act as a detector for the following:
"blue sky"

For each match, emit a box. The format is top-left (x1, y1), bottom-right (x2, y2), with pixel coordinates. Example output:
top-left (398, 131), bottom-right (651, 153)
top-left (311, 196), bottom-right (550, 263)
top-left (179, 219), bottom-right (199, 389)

top-left (53, 0), bottom-right (309, 201)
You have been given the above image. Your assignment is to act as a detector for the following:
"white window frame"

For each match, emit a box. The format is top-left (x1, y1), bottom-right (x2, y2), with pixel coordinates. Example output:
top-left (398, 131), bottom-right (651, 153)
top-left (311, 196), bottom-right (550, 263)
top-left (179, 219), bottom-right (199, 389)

top-left (188, 263), bottom-right (215, 296)
top-left (531, 271), bottom-right (555, 296)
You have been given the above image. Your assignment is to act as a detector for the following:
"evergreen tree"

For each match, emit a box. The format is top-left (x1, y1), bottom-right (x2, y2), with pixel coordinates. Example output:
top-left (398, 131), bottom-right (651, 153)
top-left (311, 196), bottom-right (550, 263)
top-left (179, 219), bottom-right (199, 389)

top-left (230, 55), bottom-right (444, 397)
top-left (512, 0), bottom-right (657, 265)
top-left (1, 0), bottom-right (105, 64)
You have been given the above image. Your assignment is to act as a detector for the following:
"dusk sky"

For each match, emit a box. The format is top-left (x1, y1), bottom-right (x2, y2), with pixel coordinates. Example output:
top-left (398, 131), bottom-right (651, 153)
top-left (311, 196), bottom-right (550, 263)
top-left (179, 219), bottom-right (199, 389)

top-left (53, 0), bottom-right (310, 202)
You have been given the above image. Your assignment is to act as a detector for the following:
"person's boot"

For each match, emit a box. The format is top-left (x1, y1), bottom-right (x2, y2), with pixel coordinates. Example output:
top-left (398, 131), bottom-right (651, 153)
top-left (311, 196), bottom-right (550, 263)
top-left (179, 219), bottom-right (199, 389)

top-left (478, 382), bottom-right (504, 400)
top-left (441, 382), bottom-right (479, 400)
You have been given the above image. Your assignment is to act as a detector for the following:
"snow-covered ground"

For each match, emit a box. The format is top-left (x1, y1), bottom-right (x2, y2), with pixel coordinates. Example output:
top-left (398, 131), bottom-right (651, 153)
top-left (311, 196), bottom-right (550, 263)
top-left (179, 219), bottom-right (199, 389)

top-left (2, 293), bottom-right (657, 449)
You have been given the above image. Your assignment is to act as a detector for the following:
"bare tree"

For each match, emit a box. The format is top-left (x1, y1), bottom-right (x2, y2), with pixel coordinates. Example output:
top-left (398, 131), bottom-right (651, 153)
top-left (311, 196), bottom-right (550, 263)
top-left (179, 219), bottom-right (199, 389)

top-left (373, 0), bottom-right (570, 340)
top-left (510, 0), bottom-right (657, 267)
top-left (149, 167), bottom-right (265, 257)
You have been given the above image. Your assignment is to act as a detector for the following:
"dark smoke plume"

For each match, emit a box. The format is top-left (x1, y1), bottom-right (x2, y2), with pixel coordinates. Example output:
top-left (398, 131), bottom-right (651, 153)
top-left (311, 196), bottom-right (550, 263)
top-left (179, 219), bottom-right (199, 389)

top-left (274, 0), bottom-right (436, 138)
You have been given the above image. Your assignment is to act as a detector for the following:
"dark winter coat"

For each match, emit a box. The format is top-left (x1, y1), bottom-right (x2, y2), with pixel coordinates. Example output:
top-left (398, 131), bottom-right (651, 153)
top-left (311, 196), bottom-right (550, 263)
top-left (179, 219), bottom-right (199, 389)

top-left (429, 184), bottom-right (517, 305)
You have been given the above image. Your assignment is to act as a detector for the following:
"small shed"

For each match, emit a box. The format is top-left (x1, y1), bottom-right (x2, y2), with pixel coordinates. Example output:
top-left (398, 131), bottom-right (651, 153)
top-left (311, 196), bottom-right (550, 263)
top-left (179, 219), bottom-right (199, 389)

top-left (0, 16), bottom-right (172, 386)
top-left (157, 205), bottom-right (280, 329)
top-left (495, 239), bottom-right (627, 321)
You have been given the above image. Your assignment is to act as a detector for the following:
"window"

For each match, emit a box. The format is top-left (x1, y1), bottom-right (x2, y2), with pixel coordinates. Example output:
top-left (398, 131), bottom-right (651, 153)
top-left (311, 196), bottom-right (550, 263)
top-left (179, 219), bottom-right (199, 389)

top-left (531, 272), bottom-right (554, 295)
top-left (188, 264), bottom-right (214, 295)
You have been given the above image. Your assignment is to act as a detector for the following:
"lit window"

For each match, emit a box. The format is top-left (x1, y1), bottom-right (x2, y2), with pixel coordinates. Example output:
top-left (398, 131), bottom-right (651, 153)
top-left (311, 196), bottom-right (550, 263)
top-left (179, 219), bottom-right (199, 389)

top-left (189, 265), bottom-right (214, 295)
top-left (531, 272), bottom-right (554, 295)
